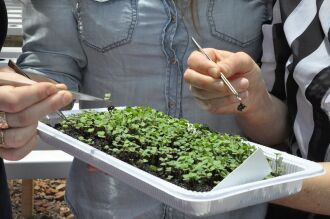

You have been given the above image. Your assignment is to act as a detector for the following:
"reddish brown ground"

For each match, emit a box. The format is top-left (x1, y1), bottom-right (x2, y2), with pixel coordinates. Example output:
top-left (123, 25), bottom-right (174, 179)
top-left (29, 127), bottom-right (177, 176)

top-left (8, 179), bottom-right (74, 219)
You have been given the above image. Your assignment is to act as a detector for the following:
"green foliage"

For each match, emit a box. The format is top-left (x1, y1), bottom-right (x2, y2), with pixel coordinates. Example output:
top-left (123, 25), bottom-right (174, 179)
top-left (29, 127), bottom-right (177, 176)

top-left (265, 153), bottom-right (286, 179)
top-left (57, 106), bottom-right (258, 191)
top-left (273, 153), bottom-right (285, 176)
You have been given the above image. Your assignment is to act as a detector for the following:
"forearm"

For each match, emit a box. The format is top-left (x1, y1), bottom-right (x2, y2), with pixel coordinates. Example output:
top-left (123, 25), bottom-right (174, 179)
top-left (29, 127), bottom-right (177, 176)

top-left (272, 162), bottom-right (330, 215)
top-left (236, 91), bottom-right (289, 146)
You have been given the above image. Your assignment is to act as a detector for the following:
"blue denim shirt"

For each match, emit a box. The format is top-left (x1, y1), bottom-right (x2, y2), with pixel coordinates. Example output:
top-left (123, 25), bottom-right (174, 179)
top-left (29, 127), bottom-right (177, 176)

top-left (18, 0), bottom-right (272, 218)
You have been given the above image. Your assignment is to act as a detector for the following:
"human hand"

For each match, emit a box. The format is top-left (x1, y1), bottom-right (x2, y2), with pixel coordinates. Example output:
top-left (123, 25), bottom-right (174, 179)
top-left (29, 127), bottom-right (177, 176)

top-left (184, 49), bottom-right (269, 115)
top-left (0, 71), bottom-right (73, 161)
top-left (87, 164), bottom-right (111, 176)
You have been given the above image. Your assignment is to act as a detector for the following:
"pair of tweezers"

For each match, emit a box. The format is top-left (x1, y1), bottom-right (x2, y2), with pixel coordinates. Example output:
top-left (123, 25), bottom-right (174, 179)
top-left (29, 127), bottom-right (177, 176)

top-left (191, 37), bottom-right (246, 111)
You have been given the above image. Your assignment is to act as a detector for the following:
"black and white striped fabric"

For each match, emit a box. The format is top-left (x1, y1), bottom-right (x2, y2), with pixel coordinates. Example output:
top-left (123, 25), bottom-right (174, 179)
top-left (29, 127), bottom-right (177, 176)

top-left (262, 0), bottom-right (330, 162)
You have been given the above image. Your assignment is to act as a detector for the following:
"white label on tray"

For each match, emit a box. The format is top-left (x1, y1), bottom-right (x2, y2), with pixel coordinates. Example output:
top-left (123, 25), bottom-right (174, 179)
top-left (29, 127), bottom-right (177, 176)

top-left (212, 148), bottom-right (272, 190)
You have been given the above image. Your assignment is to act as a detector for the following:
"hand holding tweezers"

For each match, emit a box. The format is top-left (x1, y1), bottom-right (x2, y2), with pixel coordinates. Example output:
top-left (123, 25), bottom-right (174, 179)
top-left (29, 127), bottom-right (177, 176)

top-left (191, 37), bottom-right (246, 111)
top-left (7, 60), bottom-right (103, 101)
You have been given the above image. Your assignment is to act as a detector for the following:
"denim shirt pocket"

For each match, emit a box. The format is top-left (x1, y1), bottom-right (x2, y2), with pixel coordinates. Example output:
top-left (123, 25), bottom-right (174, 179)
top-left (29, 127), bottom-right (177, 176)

top-left (207, 0), bottom-right (268, 47)
top-left (75, 0), bottom-right (138, 52)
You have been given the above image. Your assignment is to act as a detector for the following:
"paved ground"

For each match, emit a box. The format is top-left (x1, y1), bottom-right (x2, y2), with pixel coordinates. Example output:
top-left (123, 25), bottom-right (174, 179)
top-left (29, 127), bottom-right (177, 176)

top-left (4, 36), bottom-right (22, 47)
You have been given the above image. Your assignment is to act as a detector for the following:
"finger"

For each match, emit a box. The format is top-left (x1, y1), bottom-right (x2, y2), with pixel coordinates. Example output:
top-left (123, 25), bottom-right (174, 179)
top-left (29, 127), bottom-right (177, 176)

top-left (87, 164), bottom-right (98, 172)
top-left (190, 86), bottom-right (224, 100)
top-left (195, 91), bottom-right (248, 114)
top-left (184, 68), bottom-right (222, 91)
top-left (55, 83), bottom-right (68, 90)
top-left (187, 49), bottom-right (233, 78)
top-left (187, 50), bottom-right (220, 78)
top-left (0, 66), bottom-right (16, 73)
top-left (0, 82), bottom-right (59, 113)
top-left (189, 77), bottom-right (249, 100)
top-left (185, 69), bottom-right (249, 93)
top-left (203, 48), bottom-right (233, 59)
top-left (218, 52), bottom-right (256, 79)
top-left (0, 71), bottom-right (36, 84)
top-left (0, 135), bottom-right (37, 161)
top-left (191, 48), bottom-right (232, 64)
top-left (1, 123), bottom-right (38, 148)
top-left (87, 164), bottom-right (111, 176)
top-left (7, 90), bottom-right (73, 128)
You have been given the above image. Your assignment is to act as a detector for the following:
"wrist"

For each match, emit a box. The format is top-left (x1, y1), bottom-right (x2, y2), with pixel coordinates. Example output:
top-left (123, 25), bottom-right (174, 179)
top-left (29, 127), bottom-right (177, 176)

top-left (235, 87), bottom-right (289, 145)
top-left (237, 92), bottom-right (273, 125)
top-left (237, 80), bottom-right (272, 121)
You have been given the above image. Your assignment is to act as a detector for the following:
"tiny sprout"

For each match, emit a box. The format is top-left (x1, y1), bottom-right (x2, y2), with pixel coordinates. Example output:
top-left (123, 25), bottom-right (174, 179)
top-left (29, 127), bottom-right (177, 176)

top-left (97, 131), bottom-right (106, 138)
top-left (104, 93), bottom-right (111, 101)
top-left (167, 175), bottom-right (173, 180)
top-left (149, 165), bottom-right (158, 172)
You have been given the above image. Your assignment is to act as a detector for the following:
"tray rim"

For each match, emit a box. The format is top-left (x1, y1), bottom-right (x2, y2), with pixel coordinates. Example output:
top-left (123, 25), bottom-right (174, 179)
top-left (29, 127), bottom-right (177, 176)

top-left (37, 108), bottom-right (325, 202)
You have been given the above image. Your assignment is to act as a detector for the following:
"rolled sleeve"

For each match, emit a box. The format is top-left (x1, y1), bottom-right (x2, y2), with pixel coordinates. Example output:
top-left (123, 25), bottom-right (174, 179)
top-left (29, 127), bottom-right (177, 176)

top-left (17, 0), bottom-right (86, 91)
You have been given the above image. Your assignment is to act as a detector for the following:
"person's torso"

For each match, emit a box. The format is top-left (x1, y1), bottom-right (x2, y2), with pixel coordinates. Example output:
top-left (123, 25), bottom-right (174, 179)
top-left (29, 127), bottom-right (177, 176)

top-left (74, 0), bottom-right (272, 134)
top-left (279, 0), bottom-right (330, 162)
top-left (65, 1), bottom-right (272, 218)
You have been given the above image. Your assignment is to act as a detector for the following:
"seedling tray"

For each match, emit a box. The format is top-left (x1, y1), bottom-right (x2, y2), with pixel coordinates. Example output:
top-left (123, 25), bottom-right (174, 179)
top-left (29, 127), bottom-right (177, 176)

top-left (37, 108), bottom-right (324, 216)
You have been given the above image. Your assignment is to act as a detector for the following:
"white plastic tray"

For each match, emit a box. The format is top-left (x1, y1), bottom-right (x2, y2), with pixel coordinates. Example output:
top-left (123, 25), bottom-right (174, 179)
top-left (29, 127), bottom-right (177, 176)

top-left (37, 109), bottom-right (324, 216)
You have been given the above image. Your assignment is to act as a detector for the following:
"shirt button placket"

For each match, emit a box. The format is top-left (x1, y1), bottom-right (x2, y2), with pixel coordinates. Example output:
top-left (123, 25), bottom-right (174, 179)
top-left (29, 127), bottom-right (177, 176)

top-left (169, 101), bottom-right (176, 108)
top-left (168, 100), bottom-right (176, 116)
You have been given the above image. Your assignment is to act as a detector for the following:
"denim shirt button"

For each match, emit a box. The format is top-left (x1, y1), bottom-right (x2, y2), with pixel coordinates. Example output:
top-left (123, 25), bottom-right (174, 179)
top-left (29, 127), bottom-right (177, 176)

top-left (171, 15), bottom-right (176, 23)
top-left (169, 101), bottom-right (176, 108)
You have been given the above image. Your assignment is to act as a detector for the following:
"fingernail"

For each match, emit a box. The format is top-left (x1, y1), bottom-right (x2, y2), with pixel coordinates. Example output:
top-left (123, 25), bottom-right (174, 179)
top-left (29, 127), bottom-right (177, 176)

top-left (47, 85), bottom-right (57, 95)
top-left (55, 84), bottom-right (62, 89)
top-left (61, 91), bottom-right (73, 105)
top-left (240, 91), bottom-right (248, 98)
top-left (55, 84), bottom-right (67, 90)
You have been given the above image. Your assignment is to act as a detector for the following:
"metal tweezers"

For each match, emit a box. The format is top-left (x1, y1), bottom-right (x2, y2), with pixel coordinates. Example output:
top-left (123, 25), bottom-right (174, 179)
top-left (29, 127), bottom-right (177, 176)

top-left (191, 37), bottom-right (246, 111)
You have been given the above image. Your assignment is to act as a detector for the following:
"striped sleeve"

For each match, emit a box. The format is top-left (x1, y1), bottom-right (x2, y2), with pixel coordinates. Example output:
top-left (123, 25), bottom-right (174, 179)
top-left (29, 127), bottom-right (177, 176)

top-left (261, 0), bottom-right (291, 101)
top-left (319, 0), bottom-right (330, 121)
top-left (262, 0), bottom-right (330, 162)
